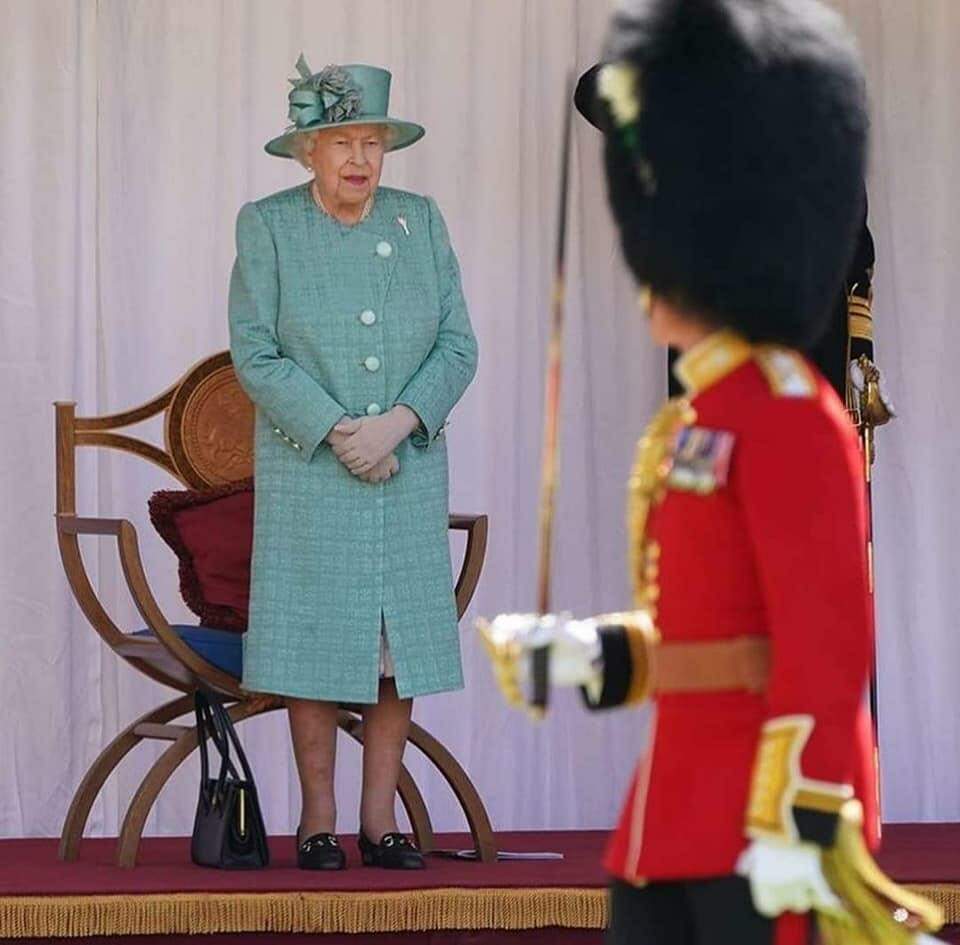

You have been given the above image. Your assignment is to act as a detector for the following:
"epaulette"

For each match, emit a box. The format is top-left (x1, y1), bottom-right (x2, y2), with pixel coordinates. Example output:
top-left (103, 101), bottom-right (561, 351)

top-left (754, 346), bottom-right (816, 398)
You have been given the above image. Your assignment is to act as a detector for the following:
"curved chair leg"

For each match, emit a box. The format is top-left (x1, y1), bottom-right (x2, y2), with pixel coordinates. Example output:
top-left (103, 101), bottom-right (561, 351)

top-left (115, 697), bottom-right (280, 868)
top-left (396, 768), bottom-right (435, 853)
top-left (113, 699), bottom-right (490, 867)
top-left (406, 721), bottom-right (498, 863)
top-left (59, 694), bottom-right (194, 862)
top-left (113, 699), bottom-right (437, 867)
top-left (337, 711), bottom-right (435, 854)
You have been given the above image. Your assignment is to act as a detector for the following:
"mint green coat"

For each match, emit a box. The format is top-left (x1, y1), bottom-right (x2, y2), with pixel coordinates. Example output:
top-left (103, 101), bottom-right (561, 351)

top-left (228, 184), bottom-right (478, 703)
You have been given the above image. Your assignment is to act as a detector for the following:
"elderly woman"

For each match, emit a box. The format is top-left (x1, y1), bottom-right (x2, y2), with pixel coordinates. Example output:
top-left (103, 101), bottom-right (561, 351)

top-left (228, 58), bottom-right (477, 871)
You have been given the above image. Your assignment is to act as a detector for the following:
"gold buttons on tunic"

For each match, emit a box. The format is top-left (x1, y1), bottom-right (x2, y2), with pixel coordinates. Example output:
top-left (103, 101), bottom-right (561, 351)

top-left (363, 356), bottom-right (381, 372)
top-left (366, 403), bottom-right (382, 416)
top-left (360, 309), bottom-right (377, 326)
top-left (376, 241), bottom-right (393, 258)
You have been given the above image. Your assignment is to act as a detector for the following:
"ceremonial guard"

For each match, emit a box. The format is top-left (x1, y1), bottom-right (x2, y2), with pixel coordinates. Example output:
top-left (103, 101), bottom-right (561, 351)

top-left (481, 1), bottom-right (938, 943)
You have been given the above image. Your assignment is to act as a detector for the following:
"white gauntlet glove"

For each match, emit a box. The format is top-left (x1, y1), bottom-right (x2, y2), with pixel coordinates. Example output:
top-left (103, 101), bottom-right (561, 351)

top-left (476, 613), bottom-right (602, 707)
top-left (737, 839), bottom-right (948, 944)
top-left (736, 838), bottom-right (843, 918)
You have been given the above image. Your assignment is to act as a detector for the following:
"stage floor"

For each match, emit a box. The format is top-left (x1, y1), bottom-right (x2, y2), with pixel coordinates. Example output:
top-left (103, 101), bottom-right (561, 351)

top-left (0, 826), bottom-right (957, 940)
top-left (0, 830), bottom-right (606, 896)
top-left (0, 830), bottom-right (605, 940)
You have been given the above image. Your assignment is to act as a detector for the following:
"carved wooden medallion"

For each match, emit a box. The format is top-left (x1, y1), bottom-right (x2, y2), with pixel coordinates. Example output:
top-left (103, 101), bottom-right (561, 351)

top-left (165, 352), bottom-right (254, 488)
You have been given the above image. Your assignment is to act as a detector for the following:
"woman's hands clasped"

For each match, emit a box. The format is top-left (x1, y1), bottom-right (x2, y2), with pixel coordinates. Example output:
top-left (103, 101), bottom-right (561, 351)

top-left (360, 452), bottom-right (401, 483)
top-left (327, 405), bottom-right (421, 483)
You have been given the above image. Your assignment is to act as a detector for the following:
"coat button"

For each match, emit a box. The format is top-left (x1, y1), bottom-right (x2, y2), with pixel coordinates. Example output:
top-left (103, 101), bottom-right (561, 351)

top-left (363, 356), bottom-right (381, 372)
top-left (376, 241), bottom-right (393, 258)
top-left (366, 403), bottom-right (382, 416)
top-left (360, 309), bottom-right (377, 326)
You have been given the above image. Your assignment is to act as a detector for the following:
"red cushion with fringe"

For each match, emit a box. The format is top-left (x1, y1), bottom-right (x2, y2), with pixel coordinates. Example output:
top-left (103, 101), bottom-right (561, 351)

top-left (148, 479), bottom-right (253, 633)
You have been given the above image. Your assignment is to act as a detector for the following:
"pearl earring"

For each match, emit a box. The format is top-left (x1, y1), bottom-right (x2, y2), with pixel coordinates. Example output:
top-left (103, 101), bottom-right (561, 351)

top-left (638, 285), bottom-right (654, 319)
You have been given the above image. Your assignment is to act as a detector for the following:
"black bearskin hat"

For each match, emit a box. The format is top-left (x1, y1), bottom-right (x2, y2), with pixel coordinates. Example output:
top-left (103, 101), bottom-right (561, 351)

top-left (576, 0), bottom-right (869, 348)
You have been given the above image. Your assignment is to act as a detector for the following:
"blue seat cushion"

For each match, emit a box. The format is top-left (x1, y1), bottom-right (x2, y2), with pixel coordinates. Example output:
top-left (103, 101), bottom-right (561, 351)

top-left (132, 625), bottom-right (243, 679)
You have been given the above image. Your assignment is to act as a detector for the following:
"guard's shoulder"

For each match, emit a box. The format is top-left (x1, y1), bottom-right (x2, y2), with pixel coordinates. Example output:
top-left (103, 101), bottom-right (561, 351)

top-left (752, 346), bottom-right (817, 399)
top-left (736, 352), bottom-right (856, 467)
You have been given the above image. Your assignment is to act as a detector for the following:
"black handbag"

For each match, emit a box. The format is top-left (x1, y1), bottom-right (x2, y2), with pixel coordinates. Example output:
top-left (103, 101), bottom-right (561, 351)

top-left (191, 690), bottom-right (269, 869)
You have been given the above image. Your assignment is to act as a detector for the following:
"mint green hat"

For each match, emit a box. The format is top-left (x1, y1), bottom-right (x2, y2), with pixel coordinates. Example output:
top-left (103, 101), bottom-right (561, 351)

top-left (265, 56), bottom-right (425, 158)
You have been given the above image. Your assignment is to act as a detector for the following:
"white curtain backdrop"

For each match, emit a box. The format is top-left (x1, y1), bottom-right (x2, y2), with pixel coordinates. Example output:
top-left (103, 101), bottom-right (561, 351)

top-left (0, 0), bottom-right (956, 840)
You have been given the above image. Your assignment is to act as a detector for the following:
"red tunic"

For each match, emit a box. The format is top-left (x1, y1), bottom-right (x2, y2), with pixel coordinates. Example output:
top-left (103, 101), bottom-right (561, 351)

top-left (603, 332), bottom-right (877, 888)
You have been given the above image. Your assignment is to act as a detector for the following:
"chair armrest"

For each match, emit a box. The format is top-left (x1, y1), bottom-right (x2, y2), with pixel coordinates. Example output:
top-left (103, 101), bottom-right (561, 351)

top-left (448, 514), bottom-right (482, 531)
top-left (58, 514), bottom-right (176, 642)
top-left (448, 513), bottom-right (488, 618)
top-left (58, 515), bottom-right (126, 536)
top-left (56, 514), bottom-right (241, 695)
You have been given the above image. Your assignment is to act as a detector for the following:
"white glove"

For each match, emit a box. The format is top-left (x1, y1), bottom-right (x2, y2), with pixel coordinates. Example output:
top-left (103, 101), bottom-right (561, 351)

top-left (736, 838), bottom-right (844, 918)
top-left (478, 613), bottom-right (602, 689)
top-left (545, 616), bottom-right (602, 689)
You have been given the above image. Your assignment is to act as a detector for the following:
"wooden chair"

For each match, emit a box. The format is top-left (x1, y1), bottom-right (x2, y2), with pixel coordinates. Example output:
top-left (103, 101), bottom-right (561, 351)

top-left (55, 351), bottom-right (495, 867)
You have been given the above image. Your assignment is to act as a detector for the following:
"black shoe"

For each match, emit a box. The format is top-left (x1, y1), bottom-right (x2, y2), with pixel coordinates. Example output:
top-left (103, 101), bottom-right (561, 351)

top-left (296, 829), bottom-right (347, 870)
top-left (358, 831), bottom-right (425, 869)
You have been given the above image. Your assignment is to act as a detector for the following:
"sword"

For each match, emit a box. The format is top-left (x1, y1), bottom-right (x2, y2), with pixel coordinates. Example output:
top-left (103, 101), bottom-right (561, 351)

top-left (531, 71), bottom-right (577, 714)
top-left (846, 277), bottom-right (895, 841)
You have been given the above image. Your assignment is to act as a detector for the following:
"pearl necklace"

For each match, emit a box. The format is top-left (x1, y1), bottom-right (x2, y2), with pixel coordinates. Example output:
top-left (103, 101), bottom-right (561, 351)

top-left (311, 178), bottom-right (374, 224)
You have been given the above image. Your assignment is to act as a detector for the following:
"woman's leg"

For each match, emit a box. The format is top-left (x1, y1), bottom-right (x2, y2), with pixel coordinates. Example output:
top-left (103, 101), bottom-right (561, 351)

top-left (359, 678), bottom-right (413, 839)
top-left (287, 698), bottom-right (340, 836)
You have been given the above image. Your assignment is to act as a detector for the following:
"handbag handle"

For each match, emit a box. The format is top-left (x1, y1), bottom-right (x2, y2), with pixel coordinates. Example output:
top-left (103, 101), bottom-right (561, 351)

top-left (194, 691), bottom-right (242, 808)
top-left (207, 694), bottom-right (258, 787)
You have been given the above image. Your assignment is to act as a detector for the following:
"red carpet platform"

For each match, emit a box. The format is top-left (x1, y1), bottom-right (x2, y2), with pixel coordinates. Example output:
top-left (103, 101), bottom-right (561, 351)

top-left (0, 826), bottom-right (957, 941)
top-left (0, 831), bottom-right (606, 941)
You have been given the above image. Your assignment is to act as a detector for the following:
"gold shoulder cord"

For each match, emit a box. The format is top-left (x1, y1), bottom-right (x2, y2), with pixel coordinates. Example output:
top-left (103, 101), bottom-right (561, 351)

top-left (627, 398), bottom-right (696, 617)
top-left (845, 287), bottom-right (874, 418)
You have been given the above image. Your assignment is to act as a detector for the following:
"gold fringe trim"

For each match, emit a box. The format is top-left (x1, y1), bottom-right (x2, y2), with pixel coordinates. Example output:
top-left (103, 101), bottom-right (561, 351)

top-left (906, 884), bottom-right (960, 923)
top-left (0, 886), bottom-right (607, 939)
top-left (818, 802), bottom-right (944, 945)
